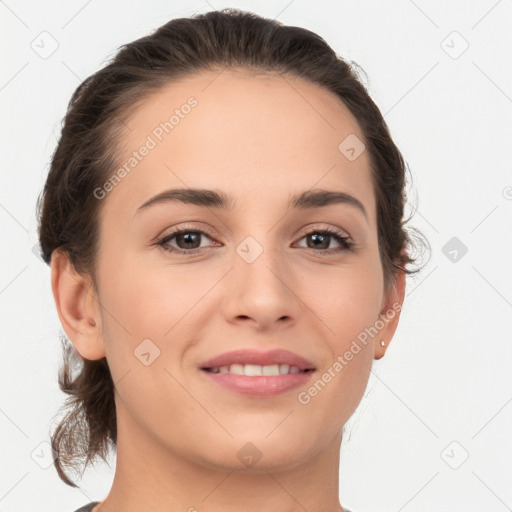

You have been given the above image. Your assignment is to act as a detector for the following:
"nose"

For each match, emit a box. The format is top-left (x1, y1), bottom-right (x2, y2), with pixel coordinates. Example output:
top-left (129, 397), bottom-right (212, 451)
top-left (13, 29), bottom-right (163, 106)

top-left (221, 236), bottom-right (302, 332)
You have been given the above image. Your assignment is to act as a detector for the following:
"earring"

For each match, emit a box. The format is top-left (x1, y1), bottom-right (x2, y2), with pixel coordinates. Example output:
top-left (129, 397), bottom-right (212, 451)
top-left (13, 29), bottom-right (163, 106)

top-left (380, 340), bottom-right (385, 347)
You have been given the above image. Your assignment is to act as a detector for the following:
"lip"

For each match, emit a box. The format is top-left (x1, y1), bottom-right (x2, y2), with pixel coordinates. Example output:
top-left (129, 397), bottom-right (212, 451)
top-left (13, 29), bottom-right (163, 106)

top-left (199, 349), bottom-right (316, 398)
top-left (200, 349), bottom-right (316, 371)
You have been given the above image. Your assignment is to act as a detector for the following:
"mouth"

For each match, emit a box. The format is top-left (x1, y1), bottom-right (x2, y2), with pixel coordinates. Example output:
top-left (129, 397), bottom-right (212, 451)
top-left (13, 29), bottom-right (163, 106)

top-left (201, 364), bottom-right (315, 376)
top-left (199, 349), bottom-right (316, 397)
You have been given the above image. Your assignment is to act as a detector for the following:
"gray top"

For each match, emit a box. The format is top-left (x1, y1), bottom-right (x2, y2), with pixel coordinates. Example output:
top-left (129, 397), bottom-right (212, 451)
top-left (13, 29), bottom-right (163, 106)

top-left (73, 502), bottom-right (99, 512)
top-left (73, 501), bottom-right (355, 511)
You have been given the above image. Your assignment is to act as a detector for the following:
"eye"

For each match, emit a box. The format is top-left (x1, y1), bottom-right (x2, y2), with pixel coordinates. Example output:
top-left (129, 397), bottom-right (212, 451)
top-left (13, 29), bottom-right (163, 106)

top-left (156, 225), bottom-right (354, 256)
top-left (294, 227), bottom-right (354, 254)
top-left (157, 227), bottom-right (218, 255)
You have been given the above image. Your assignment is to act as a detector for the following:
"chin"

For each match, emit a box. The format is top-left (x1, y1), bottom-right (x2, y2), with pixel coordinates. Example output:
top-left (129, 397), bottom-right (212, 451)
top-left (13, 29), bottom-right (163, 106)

top-left (192, 431), bottom-right (319, 474)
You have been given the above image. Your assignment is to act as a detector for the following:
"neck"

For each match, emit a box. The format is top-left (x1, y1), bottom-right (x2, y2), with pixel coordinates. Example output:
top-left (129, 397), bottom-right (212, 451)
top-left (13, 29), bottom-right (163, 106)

top-left (96, 401), bottom-right (345, 512)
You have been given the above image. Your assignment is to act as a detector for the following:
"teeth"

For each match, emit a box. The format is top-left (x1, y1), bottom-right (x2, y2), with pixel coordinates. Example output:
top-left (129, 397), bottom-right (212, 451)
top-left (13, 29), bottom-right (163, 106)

top-left (230, 364), bottom-right (244, 375)
top-left (279, 364), bottom-right (290, 374)
top-left (208, 363), bottom-right (304, 375)
top-left (263, 364), bottom-right (280, 376)
top-left (245, 364), bottom-right (262, 376)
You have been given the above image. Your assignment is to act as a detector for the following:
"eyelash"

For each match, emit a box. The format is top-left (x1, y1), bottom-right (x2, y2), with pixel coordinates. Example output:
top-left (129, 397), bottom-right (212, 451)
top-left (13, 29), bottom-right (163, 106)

top-left (156, 225), bottom-right (354, 256)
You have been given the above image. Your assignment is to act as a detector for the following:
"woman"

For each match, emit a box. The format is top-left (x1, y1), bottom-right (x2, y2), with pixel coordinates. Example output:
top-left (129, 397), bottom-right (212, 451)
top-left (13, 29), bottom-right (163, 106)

top-left (37, 8), bottom-right (423, 512)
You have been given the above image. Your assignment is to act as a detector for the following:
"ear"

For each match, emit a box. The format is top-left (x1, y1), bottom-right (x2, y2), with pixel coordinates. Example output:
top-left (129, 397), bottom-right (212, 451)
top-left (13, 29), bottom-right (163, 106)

top-left (373, 263), bottom-right (406, 360)
top-left (50, 249), bottom-right (106, 360)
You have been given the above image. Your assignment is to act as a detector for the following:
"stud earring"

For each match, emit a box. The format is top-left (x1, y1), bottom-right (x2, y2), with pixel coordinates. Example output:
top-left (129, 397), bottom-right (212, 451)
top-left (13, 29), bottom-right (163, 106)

top-left (380, 340), bottom-right (385, 347)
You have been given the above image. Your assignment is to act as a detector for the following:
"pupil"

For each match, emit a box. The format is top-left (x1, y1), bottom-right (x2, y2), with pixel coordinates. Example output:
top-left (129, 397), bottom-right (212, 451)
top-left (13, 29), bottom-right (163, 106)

top-left (309, 233), bottom-right (328, 249)
top-left (179, 232), bottom-right (199, 249)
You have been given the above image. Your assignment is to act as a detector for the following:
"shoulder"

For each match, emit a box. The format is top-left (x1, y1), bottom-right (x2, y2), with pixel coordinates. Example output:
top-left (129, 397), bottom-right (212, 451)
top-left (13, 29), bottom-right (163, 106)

top-left (72, 502), bottom-right (100, 512)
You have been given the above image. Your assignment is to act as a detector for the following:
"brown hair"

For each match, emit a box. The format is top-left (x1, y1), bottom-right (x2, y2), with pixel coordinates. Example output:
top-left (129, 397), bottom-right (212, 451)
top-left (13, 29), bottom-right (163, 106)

top-left (36, 8), bottom-right (427, 487)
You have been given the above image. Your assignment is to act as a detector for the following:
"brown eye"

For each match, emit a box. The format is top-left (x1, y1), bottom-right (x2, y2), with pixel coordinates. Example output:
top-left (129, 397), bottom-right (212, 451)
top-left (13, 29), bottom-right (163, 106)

top-left (295, 228), bottom-right (354, 253)
top-left (158, 229), bottom-right (216, 254)
top-left (173, 231), bottom-right (203, 250)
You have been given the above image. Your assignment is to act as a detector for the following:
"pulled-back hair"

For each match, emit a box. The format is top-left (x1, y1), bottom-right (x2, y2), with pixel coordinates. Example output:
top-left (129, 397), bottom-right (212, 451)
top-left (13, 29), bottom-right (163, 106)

top-left (36, 8), bottom-right (426, 487)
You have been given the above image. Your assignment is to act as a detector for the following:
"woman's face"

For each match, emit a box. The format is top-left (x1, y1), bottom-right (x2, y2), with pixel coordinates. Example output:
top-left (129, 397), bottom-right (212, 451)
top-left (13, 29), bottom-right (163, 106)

top-left (85, 69), bottom-right (403, 472)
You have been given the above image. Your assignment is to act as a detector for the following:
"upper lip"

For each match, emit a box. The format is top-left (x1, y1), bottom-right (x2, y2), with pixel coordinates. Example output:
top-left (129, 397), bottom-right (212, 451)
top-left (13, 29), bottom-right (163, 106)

top-left (200, 349), bottom-right (316, 371)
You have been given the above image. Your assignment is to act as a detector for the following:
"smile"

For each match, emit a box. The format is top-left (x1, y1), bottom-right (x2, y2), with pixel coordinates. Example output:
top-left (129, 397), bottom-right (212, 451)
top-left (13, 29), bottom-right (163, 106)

top-left (203, 363), bottom-right (311, 376)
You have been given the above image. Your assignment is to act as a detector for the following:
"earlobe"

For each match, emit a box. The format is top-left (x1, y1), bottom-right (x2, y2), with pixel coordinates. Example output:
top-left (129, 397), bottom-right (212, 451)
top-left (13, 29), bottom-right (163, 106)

top-left (50, 249), bottom-right (105, 360)
top-left (374, 267), bottom-right (406, 360)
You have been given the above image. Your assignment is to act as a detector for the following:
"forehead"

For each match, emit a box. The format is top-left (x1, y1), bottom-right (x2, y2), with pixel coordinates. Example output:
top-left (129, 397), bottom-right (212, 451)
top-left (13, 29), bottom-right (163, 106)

top-left (101, 69), bottom-right (375, 222)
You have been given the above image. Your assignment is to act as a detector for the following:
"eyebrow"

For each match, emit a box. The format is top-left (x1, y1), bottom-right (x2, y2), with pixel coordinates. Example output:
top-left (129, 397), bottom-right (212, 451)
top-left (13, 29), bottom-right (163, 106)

top-left (136, 187), bottom-right (367, 220)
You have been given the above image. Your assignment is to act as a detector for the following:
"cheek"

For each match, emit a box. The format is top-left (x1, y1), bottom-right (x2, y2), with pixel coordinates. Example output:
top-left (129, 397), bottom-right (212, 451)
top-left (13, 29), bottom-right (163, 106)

top-left (96, 256), bottom-right (192, 415)
top-left (309, 258), bottom-right (384, 340)
top-left (96, 252), bottom-right (219, 385)
top-left (98, 251), bottom-right (199, 337)
top-left (301, 254), bottom-right (382, 402)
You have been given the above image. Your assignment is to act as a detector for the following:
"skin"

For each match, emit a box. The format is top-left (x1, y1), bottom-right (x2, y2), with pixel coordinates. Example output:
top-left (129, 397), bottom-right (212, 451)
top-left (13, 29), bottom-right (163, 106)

top-left (51, 69), bottom-right (405, 512)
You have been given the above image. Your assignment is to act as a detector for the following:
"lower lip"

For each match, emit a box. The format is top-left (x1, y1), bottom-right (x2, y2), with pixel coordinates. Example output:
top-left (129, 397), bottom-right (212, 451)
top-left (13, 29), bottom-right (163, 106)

top-left (200, 369), bottom-right (315, 397)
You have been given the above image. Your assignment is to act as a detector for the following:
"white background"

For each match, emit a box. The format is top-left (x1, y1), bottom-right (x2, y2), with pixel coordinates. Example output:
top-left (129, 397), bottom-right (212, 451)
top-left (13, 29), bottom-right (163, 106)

top-left (1, 1), bottom-right (511, 511)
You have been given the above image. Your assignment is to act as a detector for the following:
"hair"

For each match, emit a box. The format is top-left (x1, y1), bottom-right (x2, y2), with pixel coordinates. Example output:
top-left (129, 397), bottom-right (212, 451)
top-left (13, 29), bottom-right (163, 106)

top-left (36, 8), bottom-right (428, 487)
